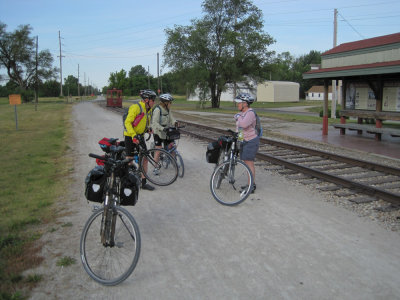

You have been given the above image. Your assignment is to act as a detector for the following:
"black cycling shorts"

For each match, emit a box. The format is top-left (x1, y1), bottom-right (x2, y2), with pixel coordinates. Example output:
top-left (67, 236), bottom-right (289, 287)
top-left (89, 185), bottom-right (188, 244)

top-left (154, 134), bottom-right (173, 147)
top-left (124, 136), bottom-right (140, 156)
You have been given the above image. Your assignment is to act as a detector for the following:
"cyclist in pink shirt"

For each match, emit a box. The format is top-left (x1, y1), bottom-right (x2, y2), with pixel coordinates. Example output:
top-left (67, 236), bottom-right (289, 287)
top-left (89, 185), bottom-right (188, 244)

top-left (234, 93), bottom-right (260, 193)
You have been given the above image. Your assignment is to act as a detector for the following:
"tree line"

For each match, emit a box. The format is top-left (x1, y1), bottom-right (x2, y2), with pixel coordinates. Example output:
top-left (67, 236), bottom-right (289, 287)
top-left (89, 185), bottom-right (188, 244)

top-left (1, 0), bottom-right (323, 105)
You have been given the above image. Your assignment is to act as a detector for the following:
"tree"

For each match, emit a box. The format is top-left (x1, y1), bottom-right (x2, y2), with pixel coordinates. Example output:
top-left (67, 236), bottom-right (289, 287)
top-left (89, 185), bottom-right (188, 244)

top-left (108, 69), bottom-right (128, 91)
top-left (0, 22), bottom-right (57, 100)
top-left (128, 65), bottom-right (147, 77)
top-left (64, 75), bottom-right (80, 96)
top-left (270, 50), bottom-right (322, 98)
top-left (40, 80), bottom-right (59, 97)
top-left (293, 50), bottom-right (322, 97)
top-left (163, 0), bottom-right (275, 108)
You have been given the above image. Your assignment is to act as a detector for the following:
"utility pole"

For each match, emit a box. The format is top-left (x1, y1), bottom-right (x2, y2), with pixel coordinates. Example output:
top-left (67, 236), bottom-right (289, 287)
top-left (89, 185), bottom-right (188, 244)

top-left (333, 8), bottom-right (337, 48)
top-left (78, 64), bottom-right (81, 100)
top-left (148, 66), bottom-right (150, 89)
top-left (160, 69), bottom-right (163, 94)
top-left (157, 53), bottom-right (160, 95)
top-left (84, 72), bottom-right (86, 97)
top-left (35, 36), bottom-right (38, 111)
top-left (58, 31), bottom-right (65, 97)
top-left (331, 9), bottom-right (338, 119)
top-left (233, 8), bottom-right (237, 101)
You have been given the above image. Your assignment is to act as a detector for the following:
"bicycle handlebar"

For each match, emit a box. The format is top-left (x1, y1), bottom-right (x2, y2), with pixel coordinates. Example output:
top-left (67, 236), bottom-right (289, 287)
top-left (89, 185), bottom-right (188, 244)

top-left (89, 153), bottom-right (133, 166)
top-left (89, 153), bottom-right (106, 160)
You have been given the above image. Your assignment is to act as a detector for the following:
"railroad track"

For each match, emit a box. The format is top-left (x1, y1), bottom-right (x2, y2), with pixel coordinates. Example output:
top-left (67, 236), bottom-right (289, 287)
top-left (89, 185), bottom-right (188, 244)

top-left (102, 102), bottom-right (400, 206)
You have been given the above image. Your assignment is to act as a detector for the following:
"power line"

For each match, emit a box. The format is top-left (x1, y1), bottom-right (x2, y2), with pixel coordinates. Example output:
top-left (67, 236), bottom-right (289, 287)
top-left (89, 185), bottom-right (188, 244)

top-left (338, 11), bottom-right (365, 39)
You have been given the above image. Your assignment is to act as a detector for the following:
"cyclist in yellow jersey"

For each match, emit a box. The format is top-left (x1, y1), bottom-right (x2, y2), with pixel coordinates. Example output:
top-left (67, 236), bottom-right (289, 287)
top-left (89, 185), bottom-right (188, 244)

top-left (124, 89), bottom-right (156, 190)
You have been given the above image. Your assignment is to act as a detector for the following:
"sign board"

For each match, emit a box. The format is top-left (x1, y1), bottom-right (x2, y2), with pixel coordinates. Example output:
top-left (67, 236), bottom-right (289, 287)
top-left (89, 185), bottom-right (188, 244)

top-left (9, 94), bottom-right (21, 105)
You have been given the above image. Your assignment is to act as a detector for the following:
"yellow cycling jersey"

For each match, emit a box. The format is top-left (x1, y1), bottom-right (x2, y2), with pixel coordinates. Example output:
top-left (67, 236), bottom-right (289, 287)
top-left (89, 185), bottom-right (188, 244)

top-left (123, 102), bottom-right (152, 138)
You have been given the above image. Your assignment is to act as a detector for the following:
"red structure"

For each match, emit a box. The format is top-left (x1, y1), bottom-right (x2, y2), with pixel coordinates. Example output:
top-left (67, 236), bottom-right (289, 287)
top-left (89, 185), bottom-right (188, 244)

top-left (106, 89), bottom-right (122, 108)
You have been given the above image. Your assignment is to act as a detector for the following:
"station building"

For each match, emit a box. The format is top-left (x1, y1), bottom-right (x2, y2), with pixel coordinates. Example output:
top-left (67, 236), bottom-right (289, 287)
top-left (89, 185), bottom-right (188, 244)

top-left (303, 32), bottom-right (400, 140)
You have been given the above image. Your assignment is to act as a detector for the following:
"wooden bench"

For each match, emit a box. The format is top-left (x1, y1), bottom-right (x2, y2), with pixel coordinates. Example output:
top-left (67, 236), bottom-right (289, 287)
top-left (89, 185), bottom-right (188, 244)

top-left (335, 110), bottom-right (400, 140)
top-left (333, 123), bottom-right (400, 140)
top-left (339, 110), bottom-right (400, 121)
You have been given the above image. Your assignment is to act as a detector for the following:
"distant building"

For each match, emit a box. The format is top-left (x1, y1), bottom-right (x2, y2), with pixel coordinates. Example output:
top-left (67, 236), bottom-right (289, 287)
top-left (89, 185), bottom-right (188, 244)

top-left (187, 81), bottom-right (256, 102)
top-left (187, 80), bottom-right (299, 102)
top-left (257, 81), bottom-right (299, 102)
top-left (306, 86), bottom-right (333, 101)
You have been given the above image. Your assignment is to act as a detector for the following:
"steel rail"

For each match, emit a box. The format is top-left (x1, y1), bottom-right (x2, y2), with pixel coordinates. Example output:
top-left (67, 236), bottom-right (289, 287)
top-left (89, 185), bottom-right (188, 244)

top-left (179, 122), bottom-right (400, 205)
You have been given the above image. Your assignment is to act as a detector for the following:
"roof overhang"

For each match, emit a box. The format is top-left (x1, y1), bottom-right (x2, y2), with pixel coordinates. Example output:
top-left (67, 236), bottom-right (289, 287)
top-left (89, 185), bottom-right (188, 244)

top-left (303, 60), bottom-right (400, 80)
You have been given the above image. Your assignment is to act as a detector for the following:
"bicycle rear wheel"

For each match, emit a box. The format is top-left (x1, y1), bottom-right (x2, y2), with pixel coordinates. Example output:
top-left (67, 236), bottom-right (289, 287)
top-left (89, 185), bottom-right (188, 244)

top-left (210, 160), bottom-right (253, 206)
top-left (140, 148), bottom-right (178, 186)
top-left (175, 153), bottom-right (184, 178)
top-left (80, 206), bottom-right (141, 286)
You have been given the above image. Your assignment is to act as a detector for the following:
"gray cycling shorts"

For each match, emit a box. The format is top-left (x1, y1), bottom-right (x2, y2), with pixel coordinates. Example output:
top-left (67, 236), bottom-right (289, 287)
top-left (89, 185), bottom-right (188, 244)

top-left (240, 137), bottom-right (260, 161)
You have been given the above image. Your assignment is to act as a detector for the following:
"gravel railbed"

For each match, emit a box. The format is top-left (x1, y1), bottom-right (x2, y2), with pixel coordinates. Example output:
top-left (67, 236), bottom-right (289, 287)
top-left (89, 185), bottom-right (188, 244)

top-left (175, 110), bottom-right (400, 233)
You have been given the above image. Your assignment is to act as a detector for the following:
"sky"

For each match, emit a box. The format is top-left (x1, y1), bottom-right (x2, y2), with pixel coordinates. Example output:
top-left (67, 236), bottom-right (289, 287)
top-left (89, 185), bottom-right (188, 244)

top-left (0, 0), bottom-right (399, 89)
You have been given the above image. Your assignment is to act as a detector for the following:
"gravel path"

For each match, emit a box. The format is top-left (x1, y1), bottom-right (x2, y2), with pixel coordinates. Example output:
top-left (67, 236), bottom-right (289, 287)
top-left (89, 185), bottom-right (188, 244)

top-left (29, 102), bottom-right (400, 299)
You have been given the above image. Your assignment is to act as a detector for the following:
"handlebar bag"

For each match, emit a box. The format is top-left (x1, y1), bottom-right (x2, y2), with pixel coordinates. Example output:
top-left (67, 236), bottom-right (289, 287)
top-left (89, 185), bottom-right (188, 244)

top-left (166, 128), bottom-right (180, 140)
top-left (99, 137), bottom-right (112, 153)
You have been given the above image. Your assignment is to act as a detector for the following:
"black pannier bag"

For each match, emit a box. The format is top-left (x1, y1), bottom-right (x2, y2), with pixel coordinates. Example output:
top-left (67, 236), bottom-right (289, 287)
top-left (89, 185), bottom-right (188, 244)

top-left (218, 135), bottom-right (232, 151)
top-left (85, 166), bottom-right (106, 203)
top-left (165, 127), bottom-right (180, 140)
top-left (120, 171), bottom-right (140, 206)
top-left (206, 141), bottom-right (221, 164)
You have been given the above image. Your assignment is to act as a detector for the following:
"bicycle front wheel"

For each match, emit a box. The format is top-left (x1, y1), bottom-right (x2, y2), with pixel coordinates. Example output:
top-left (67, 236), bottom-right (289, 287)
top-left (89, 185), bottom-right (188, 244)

top-left (210, 160), bottom-right (254, 206)
top-left (140, 148), bottom-right (178, 186)
top-left (80, 206), bottom-right (141, 286)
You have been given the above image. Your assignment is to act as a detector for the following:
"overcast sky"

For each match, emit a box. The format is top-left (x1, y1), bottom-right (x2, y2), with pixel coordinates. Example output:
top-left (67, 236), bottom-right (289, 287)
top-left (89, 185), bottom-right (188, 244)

top-left (1, 0), bottom-right (399, 89)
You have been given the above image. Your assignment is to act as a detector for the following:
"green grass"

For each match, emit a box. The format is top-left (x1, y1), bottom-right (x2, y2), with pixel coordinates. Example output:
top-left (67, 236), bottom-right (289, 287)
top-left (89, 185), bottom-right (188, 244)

top-left (0, 97), bottom-right (71, 298)
top-left (56, 256), bottom-right (76, 267)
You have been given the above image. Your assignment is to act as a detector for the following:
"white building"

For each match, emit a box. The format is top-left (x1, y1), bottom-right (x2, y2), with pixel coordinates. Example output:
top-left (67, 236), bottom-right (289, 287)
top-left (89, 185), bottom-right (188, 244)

top-left (256, 81), bottom-right (299, 102)
top-left (187, 80), bottom-right (299, 102)
top-left (305, 86), bottom-right (333, 101)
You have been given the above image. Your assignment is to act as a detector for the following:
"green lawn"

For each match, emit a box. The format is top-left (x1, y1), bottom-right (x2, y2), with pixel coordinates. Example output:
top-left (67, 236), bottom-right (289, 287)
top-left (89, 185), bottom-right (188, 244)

top-left (0, 97), bottom-right (71, 299)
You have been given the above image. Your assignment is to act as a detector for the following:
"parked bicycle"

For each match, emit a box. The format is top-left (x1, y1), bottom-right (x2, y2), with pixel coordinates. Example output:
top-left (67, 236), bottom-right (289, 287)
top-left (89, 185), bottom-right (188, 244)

top-left (160, 126), bottom-right (184, 178)
top-left (81, 143), bottom-right (141, 286)
top-left (207, 129), bottom-right (254, 206)
top-left (122, 134), bottom-right (179, 186)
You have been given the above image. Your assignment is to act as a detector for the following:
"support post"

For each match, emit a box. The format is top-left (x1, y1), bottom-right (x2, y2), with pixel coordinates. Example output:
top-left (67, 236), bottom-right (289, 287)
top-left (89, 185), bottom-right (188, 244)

top-left (323, 80), bottom-right (329, 135)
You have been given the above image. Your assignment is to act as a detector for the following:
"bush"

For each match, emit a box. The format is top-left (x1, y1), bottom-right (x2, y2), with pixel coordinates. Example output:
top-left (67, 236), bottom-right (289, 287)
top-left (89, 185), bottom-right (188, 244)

top-left (319, 108), bottom-right (340, 118)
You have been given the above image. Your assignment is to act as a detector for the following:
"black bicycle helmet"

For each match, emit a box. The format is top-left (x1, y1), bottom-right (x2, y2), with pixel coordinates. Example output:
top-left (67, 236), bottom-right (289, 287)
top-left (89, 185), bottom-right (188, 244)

top-left (140, 89), bottom-right (157, 100)
top-left (159, 93), bottom-right (174, 103)
top-left (234, 93), bottom-right (255, 104)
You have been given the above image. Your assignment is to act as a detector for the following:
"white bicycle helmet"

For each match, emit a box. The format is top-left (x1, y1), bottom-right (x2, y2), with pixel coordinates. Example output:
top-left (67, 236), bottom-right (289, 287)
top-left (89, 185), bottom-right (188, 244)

top-left (159, 93), bottom-right (174, 103)
top-left (140, 89), bottom-right (157, 100)
top-left (234, 93), bottom-right (255, 104)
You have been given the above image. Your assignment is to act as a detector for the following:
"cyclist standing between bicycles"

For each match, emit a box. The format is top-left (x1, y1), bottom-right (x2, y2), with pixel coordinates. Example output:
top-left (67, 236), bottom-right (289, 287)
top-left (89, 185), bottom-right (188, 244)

top-left (234, 93), bottom-right (260, 193)
top-left (151, 93), bottom-right (178, 166)
top-left (124, 89), bottom-right (157, 191)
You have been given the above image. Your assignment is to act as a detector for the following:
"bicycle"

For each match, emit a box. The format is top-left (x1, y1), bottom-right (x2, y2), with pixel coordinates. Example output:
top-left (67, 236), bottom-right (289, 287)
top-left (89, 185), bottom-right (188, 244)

top-left (81, 145), bottom-right (141, 286)
top-left (121, 134), bottom-right (179, 186)
top-left (160, 126), bottom-right (185, 178)
top-left (208, 129), bottom-right (254, 206)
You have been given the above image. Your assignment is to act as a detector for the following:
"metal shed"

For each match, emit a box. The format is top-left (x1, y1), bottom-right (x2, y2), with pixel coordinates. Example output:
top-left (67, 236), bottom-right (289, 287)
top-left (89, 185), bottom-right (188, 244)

top-left (256, 81), bottom-right (299, 102)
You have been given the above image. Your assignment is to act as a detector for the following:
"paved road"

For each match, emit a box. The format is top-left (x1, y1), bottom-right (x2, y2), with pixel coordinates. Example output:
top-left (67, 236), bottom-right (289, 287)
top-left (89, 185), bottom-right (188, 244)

top-left (31, 102), bottom-right (400, 300)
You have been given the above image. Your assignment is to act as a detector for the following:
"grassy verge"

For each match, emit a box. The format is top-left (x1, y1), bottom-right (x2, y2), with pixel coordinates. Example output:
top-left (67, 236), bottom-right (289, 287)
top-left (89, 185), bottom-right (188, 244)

top-left (0, 97), bottom-right (72, 299)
